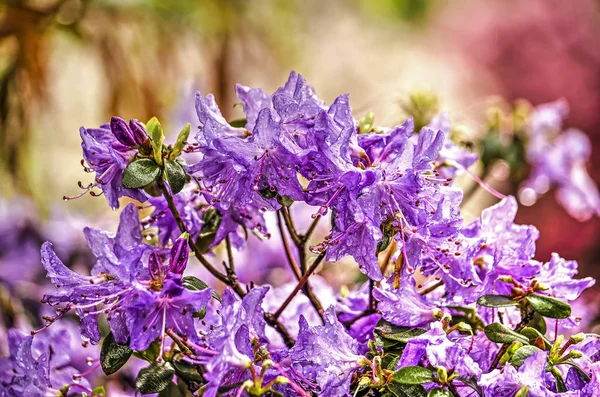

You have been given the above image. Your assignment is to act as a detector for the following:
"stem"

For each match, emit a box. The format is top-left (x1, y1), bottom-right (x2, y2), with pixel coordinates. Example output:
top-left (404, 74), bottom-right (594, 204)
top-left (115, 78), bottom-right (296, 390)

top-left (280, 207), bottom-right (301, 246)
top-left (273, 251), bottom-right (326, 320)
top-left (276, 211), bottom-right (302, 280)
top-left (158, 180), bottom-right (295, 348)
top-left (158, 180), bottom-right (231, 287)
top-left (278, 209), bottom-right (325, 322)
top-left (303, 214), bottom-right (321, 243)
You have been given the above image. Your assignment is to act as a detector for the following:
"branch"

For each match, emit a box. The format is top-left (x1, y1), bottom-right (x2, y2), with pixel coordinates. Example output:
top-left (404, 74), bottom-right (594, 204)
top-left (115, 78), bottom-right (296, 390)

top-left (158, 180), bottom-right (295, 348)
top-left (273, 251), bottom-right (326, 321)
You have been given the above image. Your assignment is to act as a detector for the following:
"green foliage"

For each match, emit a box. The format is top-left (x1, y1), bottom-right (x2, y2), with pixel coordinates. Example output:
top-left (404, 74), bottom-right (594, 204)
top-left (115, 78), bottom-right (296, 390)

top-left (100, 332), bottom-right (132, 375)
top-left (136, 362), bottom-right (175, 395)
top-left (147, 117), bottom-right (165, 165)
top-left (526, 294), bottom-right (571, 319)
top-left (164, 159), bottom-right (187, 194)
top-left (196, 208), bottom-right (223, 254)
top-left (122, 158), bottom-right (161, 189)
top-left (484, 323), bottom-right (529, 345)
top-left (476, 295), bottom-right (518, 308)
top-left (392, 366), bottom-right (434, 385)
top-left (170, 123), bottom-right (191, 159)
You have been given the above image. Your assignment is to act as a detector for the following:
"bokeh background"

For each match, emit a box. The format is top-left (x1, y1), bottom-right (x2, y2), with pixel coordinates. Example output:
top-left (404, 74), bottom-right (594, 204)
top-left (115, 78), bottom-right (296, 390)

top-left (1, 0), bottom-right (599, 332)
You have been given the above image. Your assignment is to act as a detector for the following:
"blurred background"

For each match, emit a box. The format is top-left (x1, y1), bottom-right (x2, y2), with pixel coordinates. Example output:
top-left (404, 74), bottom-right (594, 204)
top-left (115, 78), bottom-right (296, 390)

top-left (1, 0), bottom-right (600, 329)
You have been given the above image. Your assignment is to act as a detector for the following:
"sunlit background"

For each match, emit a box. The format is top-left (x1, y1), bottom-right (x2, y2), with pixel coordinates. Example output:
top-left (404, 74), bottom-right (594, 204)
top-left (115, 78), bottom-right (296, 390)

top-left (2, 0), bottom-right (600, 346)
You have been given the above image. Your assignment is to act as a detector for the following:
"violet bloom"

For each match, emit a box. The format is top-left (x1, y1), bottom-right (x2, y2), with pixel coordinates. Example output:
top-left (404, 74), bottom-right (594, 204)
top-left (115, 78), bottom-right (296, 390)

top-left (520, 99), bottom-right (600, 221)
top-left (41, 204), bottom-right (156, 344)
top-left (397, 322), bottom-right (481, 382)
top-left (428, 113), bottom-right (478, 178)
top-left (479, 351), bottom-right (554, 397)
top-left (80, 119), bottom-right (147, 209)
top-left (374, 269), bottom-right (445, 328)
top-left (0, 329), bottom-right (91, 396)
top-left (289, 307), bottom-right (363, 397)
top-left (146, 188), bottom-right (204, 246)
top-left (201, 286), bottom-right (271, 397)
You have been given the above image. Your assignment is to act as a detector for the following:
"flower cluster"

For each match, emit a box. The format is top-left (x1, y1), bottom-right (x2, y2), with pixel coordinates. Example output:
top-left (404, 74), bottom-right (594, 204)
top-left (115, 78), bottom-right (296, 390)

top-left (3, 72), bottom-right (600, 397)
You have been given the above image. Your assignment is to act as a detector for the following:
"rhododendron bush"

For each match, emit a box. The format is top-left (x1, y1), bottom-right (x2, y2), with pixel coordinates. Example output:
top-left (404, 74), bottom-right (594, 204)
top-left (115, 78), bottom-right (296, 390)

top-left (2, 72), bottom-right (600, 397)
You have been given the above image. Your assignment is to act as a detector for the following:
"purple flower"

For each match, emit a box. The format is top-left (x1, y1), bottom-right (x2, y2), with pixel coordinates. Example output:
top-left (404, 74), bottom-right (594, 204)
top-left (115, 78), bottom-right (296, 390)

top-left (146, 189), bottom-right (204, 247)
top-left (201, 286), bottom-right (270, 397)
top-left (398, 322), bottom-right (481, 380)
top-left (479, 351), bottom-right (552, 396)
top-left (289, 307), bottom-right (362, 397)
top-left (0, 328), bottom-right (91, 396)
top-left (521, 99), bottom-right (600, 221)
top-left (374, 271), bottom-right (445, 328)
top-left (126, 276), bottom-right (211, 351)
top-left (80, 123), bottom-right (147, 209)
top-left (428, 113), bottom-right (478, 178)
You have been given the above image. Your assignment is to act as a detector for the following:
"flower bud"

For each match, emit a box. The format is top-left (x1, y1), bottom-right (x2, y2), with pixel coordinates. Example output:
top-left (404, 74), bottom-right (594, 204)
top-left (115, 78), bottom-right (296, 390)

top-left (148, 252), bottom-right (164, 281)
top-left (130, 119), bottom-right (149, 146)
top-left (169, 237), bottom-right (189, 274)
top-left (436, 366), bottom-right (448, 384)
top-left (570, 333), bottom-right (586, 344)
top-left (110, 116), bottom-right (137, 147)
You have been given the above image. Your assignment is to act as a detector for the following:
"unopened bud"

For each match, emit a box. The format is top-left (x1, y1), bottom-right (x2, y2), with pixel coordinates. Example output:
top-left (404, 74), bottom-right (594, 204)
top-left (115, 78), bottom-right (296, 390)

top-left (275, 376), bottom-right (289, 385)
top-left (436, 366), bottom-right (448, 384)
top-left (130, 119), bottom-right (149, 146)
top-left (169, 237), bottom-right (189, 274)
top-left (110, 117), bottom-right (136, 147)
top-left (570, 333), bottom-right (586, 344)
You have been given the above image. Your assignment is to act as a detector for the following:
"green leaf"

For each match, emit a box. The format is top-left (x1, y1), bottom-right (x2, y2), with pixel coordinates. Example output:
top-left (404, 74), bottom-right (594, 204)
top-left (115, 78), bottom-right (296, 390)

top-left (195, 208), bottom-right (222, 254)
top-left (358, 111), bottom-right (375, 134)
top-left (164, 159), bottom-right (187, 194)
top-left (100, 332), bottom-right (132, 375)
top-left (375, 319), bottom-right (427, 343)
top-left (158, 382), bottom-right (186, 397)
top-left (484, 323), bottom-right (530, 345)
top-left (551, 367), bottom-right (567, 392)
top-left (427, 388), bottom-right (452, 397)
top-left (510, 345), bottom-right (542, 367)
top-left (172, 360), bottom-right (204, 392)
top-left (520, 327), bottom-right (552, 349)
top-left (170, 123), bottom-right (191, 159)
top-left (122, 158), bottom-right (161, 189)
top-left (526, 294), bottom-right (571, 319)
top-left (136, 362), bottom-right (175, 395)
top-left (476, 295), bottom-right (518, 308)
top-left (229, 118), bottom-right (247, 128)
top-left (515, 386), bottom-right (528, 397)
top-left (387, 383), bottom-right (427, 397)
top-left (182, 276), bottom-right (221, 302)
top-left (147, 117), bottom-right (165, 165)
top-left (392, 366), bottom-right (435, 385)
top-left (91, 386), bottom-right (106, 397)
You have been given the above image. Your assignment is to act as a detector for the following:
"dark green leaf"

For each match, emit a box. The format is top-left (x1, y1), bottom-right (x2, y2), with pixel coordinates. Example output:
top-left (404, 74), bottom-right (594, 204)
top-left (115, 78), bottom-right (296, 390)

top-left (157, 382), bottom-right (185, 397)
top-left (510, 345), bottom-right (542, 367)
top-left (476, 295), bottom-right (518, 308)
top-left (259, 187), bottom-right (278, 199)
top-left (392, 366), bottom-right (434, 385)
top-left (520, 327), bottom-right (551, 349)
top-left (229, 118), bottom-right (247, 128)
top-left (375, 318), bottom-right (427, 343)
top-left (387, 383), bottom-right (427, 397)
top-left (147, 117), bottom-right (165, 165)
top-left (122, 158), bottom-right (161, 189)
top-left (195, 208), bottom-right (222, 254)
top-left (551, 368), bottom-right (567, 392)
top-left (164, 159), bottom-right (187, 194)
top-left (484, 323), bottom-right (529, 345)
top-left (377, 234), bottom-right (392, 253)
top-left (136, 362), bottom-right (175, 395)
top-left (172, 360), bottom-right (203, 392)
top-left (526, 294), bottom-right (571, 319)
top-left (170, 123), bottom-right (191, 159)
top-left (100, 332), bottom-right (132, 375)
top-left (182, 276), bottom-right (221, 302)
top-left (427, 388), bottom-right (452, 397)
